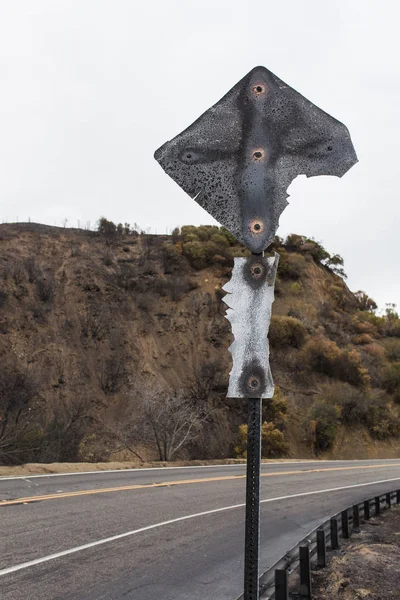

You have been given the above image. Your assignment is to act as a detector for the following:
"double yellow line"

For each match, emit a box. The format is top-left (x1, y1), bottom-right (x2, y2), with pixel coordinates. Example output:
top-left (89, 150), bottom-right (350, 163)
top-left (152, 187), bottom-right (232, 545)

top-left (1, 463), bottom-right (399, 507)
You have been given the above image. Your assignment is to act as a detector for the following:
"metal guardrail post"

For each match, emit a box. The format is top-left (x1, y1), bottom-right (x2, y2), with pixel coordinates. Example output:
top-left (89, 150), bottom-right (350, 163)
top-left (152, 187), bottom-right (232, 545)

top-left (364, 500), bottom-right (370, 520)
top-left (299, 545), bottom-right (312, 599)
top-left (375, 496), bottom-right (381, 516)
top-left (353, 504), bottom-right (360, 532)
top-left (397, 489), bottom-right (400, 505)
top-left (275, 569), bottom-right (289, 600)
top-left (244, 398), bottom-right (262, 600)
top-left (330, 517), bottom-right (339, 549)
top-left (316, 528), bottom-right (326, 568)
top-left (341, 510), bottom-right (349, 539)
top-left (386, 492), bottom-right (391, 509)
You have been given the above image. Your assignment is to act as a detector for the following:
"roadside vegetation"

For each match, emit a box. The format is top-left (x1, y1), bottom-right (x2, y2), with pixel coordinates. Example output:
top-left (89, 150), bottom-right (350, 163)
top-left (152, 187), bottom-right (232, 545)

top-left (1, 220), bottom-right (400, 465)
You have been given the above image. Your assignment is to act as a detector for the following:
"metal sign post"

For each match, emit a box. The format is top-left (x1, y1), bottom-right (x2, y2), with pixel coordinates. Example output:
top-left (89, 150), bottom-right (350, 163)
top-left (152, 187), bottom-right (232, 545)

top-left (244, 397), bottom-right (262, 598)
top-left (154, 65), bottom-right (357, 600)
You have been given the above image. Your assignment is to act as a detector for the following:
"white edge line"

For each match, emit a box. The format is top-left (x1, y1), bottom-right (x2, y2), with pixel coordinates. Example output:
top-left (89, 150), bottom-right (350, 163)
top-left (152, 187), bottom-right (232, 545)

top-left (1, 475), bottom-right (400, 577)
top-left (0, 459), bottom-right (396, 481)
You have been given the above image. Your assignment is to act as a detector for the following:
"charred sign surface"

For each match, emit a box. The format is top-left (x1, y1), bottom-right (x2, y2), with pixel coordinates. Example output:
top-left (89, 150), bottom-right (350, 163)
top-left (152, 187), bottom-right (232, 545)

top-left (223, 254), bottom-right (279, 398)
top-left (154, 65), bottom-right (358, 254)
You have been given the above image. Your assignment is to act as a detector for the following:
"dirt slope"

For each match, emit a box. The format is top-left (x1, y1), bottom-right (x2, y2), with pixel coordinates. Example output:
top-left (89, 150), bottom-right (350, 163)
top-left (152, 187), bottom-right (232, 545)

top-left (0, 223), bottom-right (399, 464)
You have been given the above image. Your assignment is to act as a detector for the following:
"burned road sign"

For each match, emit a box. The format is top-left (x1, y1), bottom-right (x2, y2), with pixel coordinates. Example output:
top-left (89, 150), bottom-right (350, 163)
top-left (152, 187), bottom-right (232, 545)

top-left (155, 65), bottom-right (357, 600)
top-left (223, 254), bottom-right (279, 398)
top-left (154, 65), bottom-right (358, 254)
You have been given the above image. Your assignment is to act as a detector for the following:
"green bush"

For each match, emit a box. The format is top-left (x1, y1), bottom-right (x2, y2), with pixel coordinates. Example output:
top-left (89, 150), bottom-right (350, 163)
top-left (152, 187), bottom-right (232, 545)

top-left (235, 422), bottom-right (289, 458)
top-left (316, 382), bottom-right (400, 439)
top-left (220, 227), bottom-right (236, 245)
top-left (365, 401), bottom-right (400, 439)
top-left (263, 387), bottom-right (288, 430)
top-left (269, 316), bottom-right (307, 348)
top-left (383, 339), bottom-right (400, 361)
top-left (181, 225), bottom-right (201, 239)
top-left (162, 243), bottom-right (189, 274)
top-left (278, 251), bottom-right (307, 280)
top-left (182, 239), bottom-right (227, 270)
top-left (182, 241), bottom-right (209, 269)
top-left (305, 401), bottom-right (339, 453)
top-left (210, 233), bottom-right (229, 247)
top-left (183, 233), bottom-right (199, 243)
top-left (301, 337), bottom-right (369, 387)
top-left (383, 362), bottom-right (400, 394)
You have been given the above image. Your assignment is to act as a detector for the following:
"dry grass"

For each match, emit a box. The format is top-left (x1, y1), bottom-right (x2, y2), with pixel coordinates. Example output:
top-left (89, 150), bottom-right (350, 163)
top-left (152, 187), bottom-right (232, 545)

top-left (313, 506), bottom-right (400, 599)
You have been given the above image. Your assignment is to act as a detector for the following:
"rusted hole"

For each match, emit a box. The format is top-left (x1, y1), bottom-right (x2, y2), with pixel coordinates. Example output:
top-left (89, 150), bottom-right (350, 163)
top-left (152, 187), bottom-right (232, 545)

top-left (249, 377), bottom-right (260, 390)
top-left (252, 149), bottom-right (265, 160)
top-left (327, 146), bottom-right (333, 151)
top-left (253, 84), bottom-right (265, 95)
top-left (249, 219), bottom-right (264, 235)
top-left (250, 263), bottom-right (264, 279)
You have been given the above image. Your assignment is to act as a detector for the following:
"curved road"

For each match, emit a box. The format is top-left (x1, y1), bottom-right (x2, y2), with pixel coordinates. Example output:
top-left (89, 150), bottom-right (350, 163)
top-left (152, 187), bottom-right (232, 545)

top-left (1, 459), bottom-right (400, 599)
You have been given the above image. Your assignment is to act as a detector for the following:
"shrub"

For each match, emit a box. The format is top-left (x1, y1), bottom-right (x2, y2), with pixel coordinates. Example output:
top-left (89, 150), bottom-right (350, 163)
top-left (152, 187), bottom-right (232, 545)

top-left (317, 382), bottom-right (400, 439)
top-left (290, 282), bottom-right (303, 295)
top-left (383, 363), bottom-right (400, 394)
top-left (362, 343), bottom-right (386, 361)
top-left (171, 227), bottom-right (181, 243)
top-left (36, 275), bottom-right (56, 303)
top-left (220, 227), bottom-right (236, 245)
top-left (162, 243), bottom-right (189, 274)
top-left (261, 422), bottom-right (289, 457)
top-left (182, 240), bottom-right (222, 269)
top-left (235, 422), bottom-right (289, 458)
top-left (278, 251), bottom-right (307, 280)
top-left (301, 337), bottom-right (369, 387)
top-left (285, 233), bottom-right (306, 251)
top-left (210, 233), bottom-right (229, 248)
top-left (352, 334), bottom-right (374, 345)
top-left (97, 217), bottom-right (117, 240)
top-left (24, 257), bottom-right (42, 283)
top-left (269, 316), bottom-right (307, 348)
top-left (182, 241), bottom-right (208, 269)
top-left (305, 401), bottom-right (339, 453)
top-left (354, 290), bottom-right (378, 312)
top-left (263, 386), bottom-right (288, 430)
top-left (383, 339), bottom-right (400, 361)
top-left (365, 400), bottom-right (400, 439)
top-left (183, 233), bottom-right (199, 242)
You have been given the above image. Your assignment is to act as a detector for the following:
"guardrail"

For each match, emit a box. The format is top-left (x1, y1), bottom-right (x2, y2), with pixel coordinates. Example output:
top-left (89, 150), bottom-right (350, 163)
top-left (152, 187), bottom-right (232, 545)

top-left (236, 488), bottom-right (400, 600)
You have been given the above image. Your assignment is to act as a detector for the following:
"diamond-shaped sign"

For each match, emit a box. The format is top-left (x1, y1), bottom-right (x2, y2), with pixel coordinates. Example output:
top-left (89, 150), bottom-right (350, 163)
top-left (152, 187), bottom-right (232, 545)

top-left (154, 66), bottom-right (357, 254)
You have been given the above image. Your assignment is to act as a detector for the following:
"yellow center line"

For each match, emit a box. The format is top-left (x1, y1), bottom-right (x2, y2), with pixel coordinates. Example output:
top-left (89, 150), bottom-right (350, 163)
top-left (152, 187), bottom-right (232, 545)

top-left (1, 463), bottom-right (400, 507)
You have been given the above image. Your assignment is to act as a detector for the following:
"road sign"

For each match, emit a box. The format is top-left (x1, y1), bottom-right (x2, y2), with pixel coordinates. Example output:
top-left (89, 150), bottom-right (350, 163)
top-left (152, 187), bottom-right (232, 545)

top-left (223, 253), bottom-right (279, 398)
top-left (154, 65), bottom-right (357, 254)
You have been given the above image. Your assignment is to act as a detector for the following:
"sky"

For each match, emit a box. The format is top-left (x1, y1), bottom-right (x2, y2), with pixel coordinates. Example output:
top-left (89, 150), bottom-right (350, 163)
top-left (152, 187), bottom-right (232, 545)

top-left (0, 0), bottom-right (399, 310)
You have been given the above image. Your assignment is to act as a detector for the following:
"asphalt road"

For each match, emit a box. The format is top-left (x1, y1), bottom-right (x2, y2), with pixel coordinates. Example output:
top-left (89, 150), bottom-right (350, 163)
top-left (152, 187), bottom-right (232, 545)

top-left (1, 459), bottom-right (400, 600)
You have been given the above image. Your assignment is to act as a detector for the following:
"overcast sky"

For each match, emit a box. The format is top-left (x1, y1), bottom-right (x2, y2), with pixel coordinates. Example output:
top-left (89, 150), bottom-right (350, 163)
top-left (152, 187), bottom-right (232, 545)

top-left (0, 1), bottom-right (398, 310)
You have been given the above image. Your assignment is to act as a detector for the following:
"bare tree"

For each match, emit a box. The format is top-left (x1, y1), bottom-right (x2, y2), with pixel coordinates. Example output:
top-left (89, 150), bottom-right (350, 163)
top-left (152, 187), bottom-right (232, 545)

top-left (23, 257), bottom-right (42, 283)
top-left (92, 414), bottom-right (145, 463)
top-left (187, 360), bottom-right (227, 401)
top-left (98, 353), bottom-right (130, 395)
top-left (0, 361), bottom-right (39, 464)
top-left (42, 394), bottom-right (93, 462)
top-left (140, 390), bottom-right (211, 461)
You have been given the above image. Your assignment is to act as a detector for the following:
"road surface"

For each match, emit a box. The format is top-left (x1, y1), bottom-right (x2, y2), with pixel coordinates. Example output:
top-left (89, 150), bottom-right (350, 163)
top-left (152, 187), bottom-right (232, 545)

top-left (1, 459), bottom-right (400, 599)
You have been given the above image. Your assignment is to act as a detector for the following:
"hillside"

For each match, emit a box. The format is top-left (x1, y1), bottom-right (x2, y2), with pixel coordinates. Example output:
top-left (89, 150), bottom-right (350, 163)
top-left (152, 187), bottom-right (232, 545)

top-left (0, 222), bottom-right (400, 465)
